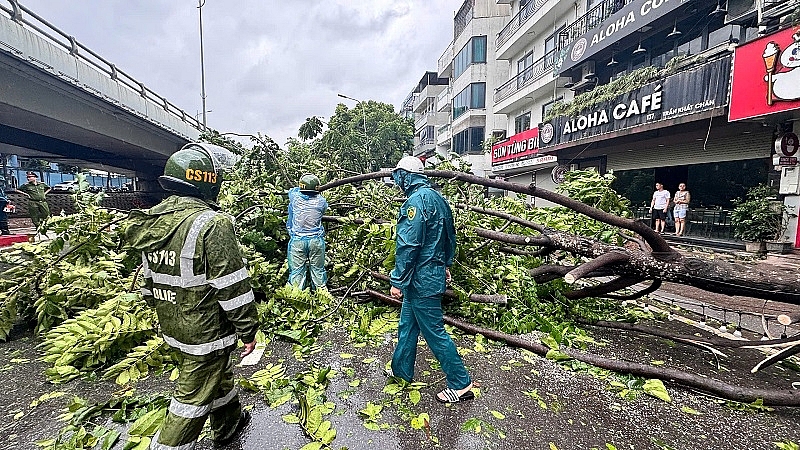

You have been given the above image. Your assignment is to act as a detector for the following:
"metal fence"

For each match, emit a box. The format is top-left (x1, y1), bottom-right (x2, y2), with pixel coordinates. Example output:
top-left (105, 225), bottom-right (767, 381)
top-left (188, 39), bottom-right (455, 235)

top-left (0, 0), bottom-right (203, 133)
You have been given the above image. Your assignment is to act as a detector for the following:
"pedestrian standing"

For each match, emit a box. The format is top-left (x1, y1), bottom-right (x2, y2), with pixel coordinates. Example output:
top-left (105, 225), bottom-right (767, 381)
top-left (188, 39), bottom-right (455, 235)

top-left (388, 156), bottom-right (473, 404)
top-left (16, 172), bottom-right (50, 229)
top-left (286, 174), bottom-right (328, 290)
top-left (673, 183), bottom-right (691, 236)
top-left (0, 176), bottom-right (10, 235)
top-left (123, 143), bottom-right (257, 448)
top-left (650, 182), bottom-right (671, 234)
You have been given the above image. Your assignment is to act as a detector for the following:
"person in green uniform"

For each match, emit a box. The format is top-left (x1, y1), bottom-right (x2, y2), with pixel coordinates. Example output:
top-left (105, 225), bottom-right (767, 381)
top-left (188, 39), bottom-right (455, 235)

top-left (388, 156), bottom-right (474, 404)
top-left (123, 143), bottom-right (258, 449)
top-left (16, 172), bottom-right (50, 229)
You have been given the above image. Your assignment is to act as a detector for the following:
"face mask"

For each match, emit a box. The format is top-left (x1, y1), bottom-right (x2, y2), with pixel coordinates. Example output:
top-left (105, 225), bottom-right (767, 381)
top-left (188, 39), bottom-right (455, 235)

top-left (392, 170), bottom-right (404, 188)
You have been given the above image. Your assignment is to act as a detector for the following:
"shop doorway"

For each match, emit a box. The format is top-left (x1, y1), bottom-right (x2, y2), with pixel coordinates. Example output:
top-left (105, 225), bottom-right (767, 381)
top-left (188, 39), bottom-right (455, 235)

top-left (654, 166), bottom-right (689, 197)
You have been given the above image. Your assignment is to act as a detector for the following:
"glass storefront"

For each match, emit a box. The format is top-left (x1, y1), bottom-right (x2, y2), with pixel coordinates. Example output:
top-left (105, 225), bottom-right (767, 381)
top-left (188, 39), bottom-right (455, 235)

top-left (611, 158), bottom-right (771, 239)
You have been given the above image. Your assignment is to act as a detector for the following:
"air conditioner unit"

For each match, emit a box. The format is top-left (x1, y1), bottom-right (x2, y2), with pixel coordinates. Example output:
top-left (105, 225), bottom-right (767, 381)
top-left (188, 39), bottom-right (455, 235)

top-left (725, 0), bottom-right (757, 24)
top-left (492, 130), bottom-right (507, 140)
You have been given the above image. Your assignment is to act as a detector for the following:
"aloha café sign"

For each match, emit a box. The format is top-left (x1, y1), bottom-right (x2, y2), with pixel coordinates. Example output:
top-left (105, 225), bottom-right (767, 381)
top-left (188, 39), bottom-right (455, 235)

top-left (558, 0), bottom-right (690, 74)
top-left (561, 86), bottom-right (662, 135)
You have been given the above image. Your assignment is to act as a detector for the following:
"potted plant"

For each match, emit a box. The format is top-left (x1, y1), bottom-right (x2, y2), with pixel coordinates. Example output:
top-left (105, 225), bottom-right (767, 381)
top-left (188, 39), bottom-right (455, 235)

top-left (765, 202), bottom-right (794, 254)
top-left (731, 184), bottom-right (786, 254)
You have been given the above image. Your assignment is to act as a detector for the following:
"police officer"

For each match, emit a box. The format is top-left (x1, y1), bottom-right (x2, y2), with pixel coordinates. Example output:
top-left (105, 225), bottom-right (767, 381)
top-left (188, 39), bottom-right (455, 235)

top-left (16, 172), bottom-right (50, 229)
top-left (388, 156), bottom-right (474, 403)
top-left (124, 143), bottom-right (258, 448)
top-left (287, 174), bottom-right (328, 290)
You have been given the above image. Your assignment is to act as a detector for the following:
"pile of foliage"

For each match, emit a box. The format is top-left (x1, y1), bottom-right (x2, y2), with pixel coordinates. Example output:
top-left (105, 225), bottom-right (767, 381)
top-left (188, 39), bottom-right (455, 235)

top-left (5, 105), bottom-right (777, 448)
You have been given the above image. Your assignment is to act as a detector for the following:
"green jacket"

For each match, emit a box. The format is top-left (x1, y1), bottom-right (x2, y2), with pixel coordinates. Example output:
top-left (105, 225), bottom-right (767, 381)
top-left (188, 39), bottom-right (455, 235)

top-left (390, 174), bottom-right (456, 298)
top-left (18, 182), bottom-right (49, 202)
top-left (124, 196), bottom-right (258, 359)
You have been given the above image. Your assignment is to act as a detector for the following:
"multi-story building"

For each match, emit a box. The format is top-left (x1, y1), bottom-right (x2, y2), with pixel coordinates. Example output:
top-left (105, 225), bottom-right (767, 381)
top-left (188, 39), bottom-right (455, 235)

top-left (405, 72), bottom-right (449, 161)
top-left (487, 0), bottom-right (800, 247)
top-left (404, 0), bottom-right (511, 175)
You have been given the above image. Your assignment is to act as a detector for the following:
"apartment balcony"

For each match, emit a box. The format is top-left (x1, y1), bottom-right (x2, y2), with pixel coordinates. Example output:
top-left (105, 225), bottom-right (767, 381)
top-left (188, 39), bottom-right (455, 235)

top-left (496, 0), bottom-right (572, 60)
top-left (437, 124), bottom-right (452, 147)
top-left (438, 42), bottom-right (454, 78)
top-left (437, 88), bottom-right (451, 112)
top-left (413, 138), bottom-right (436, 157)
top-left (414, 84), bottom-right (446, 113)
top-left (494, 48), bottom-right (557, 110)
top-left (414, 111), bottom-right (449, 132)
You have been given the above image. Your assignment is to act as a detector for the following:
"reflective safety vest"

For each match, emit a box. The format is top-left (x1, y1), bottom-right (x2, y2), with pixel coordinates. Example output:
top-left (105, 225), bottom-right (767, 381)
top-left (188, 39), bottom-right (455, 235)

top-left (125, 196), bottom-right (258, 359)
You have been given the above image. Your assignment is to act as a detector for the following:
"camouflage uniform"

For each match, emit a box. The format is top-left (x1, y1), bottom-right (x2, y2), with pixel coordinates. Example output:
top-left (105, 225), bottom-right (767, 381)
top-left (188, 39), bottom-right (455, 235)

top-left (18, 181), bottom-right (50, 228)
top-left (124, 195), bottom-right (258, 449)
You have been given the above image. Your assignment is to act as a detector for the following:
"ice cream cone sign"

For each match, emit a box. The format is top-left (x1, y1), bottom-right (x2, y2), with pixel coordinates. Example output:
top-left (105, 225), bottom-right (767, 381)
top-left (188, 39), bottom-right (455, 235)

top-left (765, 32), bottom-right (800, 106)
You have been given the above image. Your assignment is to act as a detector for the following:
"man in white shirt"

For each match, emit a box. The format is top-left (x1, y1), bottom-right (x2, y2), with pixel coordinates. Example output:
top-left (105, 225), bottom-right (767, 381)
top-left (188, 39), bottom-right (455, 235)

top-left (650, 182), bottom-right (671, 233)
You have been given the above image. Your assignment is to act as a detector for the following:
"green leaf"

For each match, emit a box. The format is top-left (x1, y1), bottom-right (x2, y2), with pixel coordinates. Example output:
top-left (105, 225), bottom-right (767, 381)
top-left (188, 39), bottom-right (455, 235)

top-left (490, 410), bottom-right (505, 420)
top-left (282, 414), bottom-right (301, 424)
top-left (643, 379), bottom-right (672, 403)
top-left (408, 390), bottom-right (421, 405)
top-left (680, 406), bottom-right (701, 415)
top-left (127, 408), bottom-right (166, 437)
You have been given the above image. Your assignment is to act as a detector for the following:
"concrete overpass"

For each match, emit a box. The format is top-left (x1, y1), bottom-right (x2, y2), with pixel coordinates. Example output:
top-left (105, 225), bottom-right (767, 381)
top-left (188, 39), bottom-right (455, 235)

top-left (0, 0), bottom-right (203, 181)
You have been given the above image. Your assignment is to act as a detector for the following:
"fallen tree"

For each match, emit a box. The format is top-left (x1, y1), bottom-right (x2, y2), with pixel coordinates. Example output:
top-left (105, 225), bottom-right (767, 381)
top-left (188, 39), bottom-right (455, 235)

top-left (320, 170), bottom-right (800, 304)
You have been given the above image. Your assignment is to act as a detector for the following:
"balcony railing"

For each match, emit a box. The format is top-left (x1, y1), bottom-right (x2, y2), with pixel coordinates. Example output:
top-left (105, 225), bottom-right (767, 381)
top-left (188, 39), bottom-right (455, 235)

top-left (557, 0), bottom-right (635, 49)
top-left (496, 0), bottom-right (550, 50)
top-left (495, 48), bottom-right (557, 103)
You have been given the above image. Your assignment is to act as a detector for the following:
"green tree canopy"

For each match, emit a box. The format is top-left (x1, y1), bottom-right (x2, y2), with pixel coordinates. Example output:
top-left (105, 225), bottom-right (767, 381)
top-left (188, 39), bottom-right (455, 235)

top-left (314, 101), bottom-right (413, 174)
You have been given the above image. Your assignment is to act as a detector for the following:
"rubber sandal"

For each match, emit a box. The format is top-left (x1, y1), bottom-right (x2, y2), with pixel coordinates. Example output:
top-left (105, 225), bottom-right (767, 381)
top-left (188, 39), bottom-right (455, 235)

top-left (436, 387), bottom-right (474, 403)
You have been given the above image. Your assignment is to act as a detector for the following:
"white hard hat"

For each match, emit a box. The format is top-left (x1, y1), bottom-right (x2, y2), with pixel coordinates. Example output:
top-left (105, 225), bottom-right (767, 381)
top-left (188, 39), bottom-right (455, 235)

top-left (393, 156), bottom-right (424, 174)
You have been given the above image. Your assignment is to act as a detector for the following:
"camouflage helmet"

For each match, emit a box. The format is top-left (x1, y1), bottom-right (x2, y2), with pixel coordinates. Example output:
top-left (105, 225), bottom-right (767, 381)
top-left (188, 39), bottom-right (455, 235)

top-left (159, 143), bottom-right (239, 202)
top-left (298, 174), bottom-right (321, 194)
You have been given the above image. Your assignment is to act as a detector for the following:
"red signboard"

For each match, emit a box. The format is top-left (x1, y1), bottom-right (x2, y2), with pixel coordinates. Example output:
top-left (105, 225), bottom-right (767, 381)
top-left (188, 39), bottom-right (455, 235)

top-left (491, 128), bottom-right (539, 165)
top-left (730, 28), bottom-right (800, 121)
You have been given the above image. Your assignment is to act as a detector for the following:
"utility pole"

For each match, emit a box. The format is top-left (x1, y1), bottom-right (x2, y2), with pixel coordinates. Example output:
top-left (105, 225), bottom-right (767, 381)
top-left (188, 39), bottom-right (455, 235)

top-left (337, 93), bottom-right (370, 169)
top-left (198, 0), bottom-right (207, 129)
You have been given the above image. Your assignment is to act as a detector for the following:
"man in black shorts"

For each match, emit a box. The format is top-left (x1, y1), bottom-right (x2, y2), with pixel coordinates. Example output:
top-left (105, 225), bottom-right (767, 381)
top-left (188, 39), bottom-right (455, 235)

top-left (650, 182), bottom-right (670, 233)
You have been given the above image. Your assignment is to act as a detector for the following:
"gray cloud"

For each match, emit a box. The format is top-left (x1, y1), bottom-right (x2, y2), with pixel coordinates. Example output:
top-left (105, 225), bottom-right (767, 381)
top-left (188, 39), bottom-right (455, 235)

top-left (21, 0), bottom-right (457, 146)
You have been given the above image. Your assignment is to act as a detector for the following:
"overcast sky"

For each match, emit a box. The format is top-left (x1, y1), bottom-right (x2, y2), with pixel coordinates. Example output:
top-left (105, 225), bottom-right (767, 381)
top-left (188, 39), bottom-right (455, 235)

top-left (20, 0), bottom-right (459, 147)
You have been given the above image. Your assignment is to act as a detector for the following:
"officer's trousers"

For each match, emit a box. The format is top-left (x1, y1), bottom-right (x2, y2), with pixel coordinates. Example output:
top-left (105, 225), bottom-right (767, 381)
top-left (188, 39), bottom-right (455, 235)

top-left (391, 293), bottom-right (471, 390)
top-left (28, 200), bottom-right (50, 228)
top-left (150, 350), bottom-right (244, 449)
top-left (287, 235), bottom-right (327, 289)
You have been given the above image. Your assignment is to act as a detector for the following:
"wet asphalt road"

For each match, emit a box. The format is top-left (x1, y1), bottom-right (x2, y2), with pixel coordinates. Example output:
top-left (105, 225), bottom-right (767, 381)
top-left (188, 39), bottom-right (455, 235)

top-left (3, 309), bottom-right (800, 450)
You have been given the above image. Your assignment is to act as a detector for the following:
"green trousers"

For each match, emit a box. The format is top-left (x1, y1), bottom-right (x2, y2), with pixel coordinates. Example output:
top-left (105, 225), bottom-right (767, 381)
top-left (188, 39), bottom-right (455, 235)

top-left (391, 293), bottom-right (471, 390)
top-left (28, 200), bottom-right (50, 228)
top-left (151, 350), bottom-right (244, 449)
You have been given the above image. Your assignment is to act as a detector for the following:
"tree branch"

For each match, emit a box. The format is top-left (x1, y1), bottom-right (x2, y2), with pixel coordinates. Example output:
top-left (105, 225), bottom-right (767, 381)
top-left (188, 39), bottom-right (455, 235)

top-left (363, 289), bottom-right (800, 406)
top-left (564, 252), bottom-right (630, 284)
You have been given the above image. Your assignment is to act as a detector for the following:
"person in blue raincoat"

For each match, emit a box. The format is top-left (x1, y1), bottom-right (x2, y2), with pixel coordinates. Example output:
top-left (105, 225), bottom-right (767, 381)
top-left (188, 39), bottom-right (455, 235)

top-left (388, 156), bottom-right (474, 403)
top-left (287, 174), bottom-right (328, 290)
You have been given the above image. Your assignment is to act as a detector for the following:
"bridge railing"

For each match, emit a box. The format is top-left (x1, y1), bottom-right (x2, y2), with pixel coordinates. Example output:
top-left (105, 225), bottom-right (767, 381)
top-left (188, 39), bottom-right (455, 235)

top-left (0, 0), bottom-right (203, 134)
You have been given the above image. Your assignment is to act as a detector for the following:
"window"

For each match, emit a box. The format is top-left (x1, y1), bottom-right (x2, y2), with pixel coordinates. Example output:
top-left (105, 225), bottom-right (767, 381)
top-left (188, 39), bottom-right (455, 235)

top-left (453, 127), bottom-right (485, 155)
top-left (545, 31), bottom-right (559, 55)
top-left (542, 97), bottom-right (562, 120)
top-left (514, 112), bottom-right (531, 134)
top-left (419, 126), bottom-right (435, 145)
top-left (708, 24), bottom-right (740, 49)
top-left (454, 36), bottom-right (488, 79)
top-left (517, 51), bottom-right (535, 87)
top-left (453, 83), bottom-right (486, 120)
